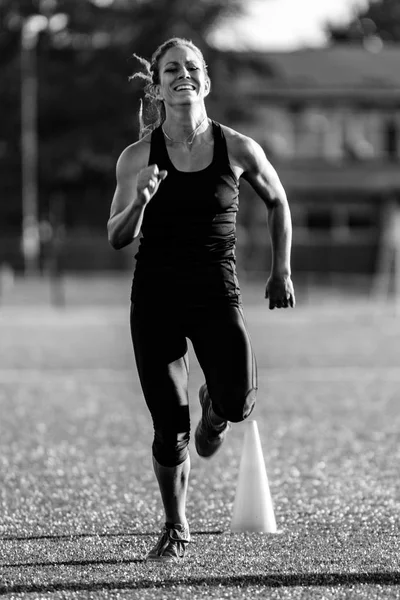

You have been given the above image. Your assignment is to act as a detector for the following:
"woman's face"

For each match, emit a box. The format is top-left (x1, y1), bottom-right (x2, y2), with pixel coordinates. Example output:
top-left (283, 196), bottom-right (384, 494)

top-left (157, 45), bottom-right (210, 107)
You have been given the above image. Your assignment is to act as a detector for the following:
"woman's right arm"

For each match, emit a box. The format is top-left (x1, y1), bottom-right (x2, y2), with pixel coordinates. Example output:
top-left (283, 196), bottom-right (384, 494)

top-left (107, 141), bottom-right (167, 250)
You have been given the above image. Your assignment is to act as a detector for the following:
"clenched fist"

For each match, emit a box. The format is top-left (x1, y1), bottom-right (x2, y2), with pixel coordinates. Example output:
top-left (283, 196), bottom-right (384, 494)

top-left (137, 164), bottom-right (168, 205)
top-left (265, 274), bottom-right (295, 310)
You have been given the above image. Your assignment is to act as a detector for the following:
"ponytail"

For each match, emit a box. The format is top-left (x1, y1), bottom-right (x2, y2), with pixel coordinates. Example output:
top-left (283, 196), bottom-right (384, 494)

top-left (130, 53), bottom-right (165, 139)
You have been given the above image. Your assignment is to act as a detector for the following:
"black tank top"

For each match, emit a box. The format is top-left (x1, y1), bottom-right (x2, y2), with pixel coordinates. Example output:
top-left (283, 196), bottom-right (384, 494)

top-left (132, 120), bottom-right (241, 307)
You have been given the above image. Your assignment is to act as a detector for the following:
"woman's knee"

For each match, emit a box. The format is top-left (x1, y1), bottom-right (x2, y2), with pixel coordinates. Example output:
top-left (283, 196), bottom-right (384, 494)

top-left (213, 387), bottom-right (257, 423)
top-left (152, 429), bottom-right (190, 467)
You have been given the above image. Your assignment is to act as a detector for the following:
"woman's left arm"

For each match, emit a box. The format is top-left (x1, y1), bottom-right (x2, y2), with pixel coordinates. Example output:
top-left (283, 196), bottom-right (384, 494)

top-left (238, 136), bottom-right (295, 309)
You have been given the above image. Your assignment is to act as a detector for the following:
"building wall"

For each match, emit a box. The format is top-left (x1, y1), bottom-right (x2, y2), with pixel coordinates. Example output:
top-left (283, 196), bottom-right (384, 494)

top-left (233, 98), bottom-right (400, 276)
top-left (242, 103), bottom-right (400, 162)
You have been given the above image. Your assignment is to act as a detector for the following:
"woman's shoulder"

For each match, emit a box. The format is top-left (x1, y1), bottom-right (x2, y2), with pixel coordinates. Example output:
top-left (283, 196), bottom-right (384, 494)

top-left (218, 122), bottom-right (263, 172)
top-left (116, 132), bottom-right (153, 175)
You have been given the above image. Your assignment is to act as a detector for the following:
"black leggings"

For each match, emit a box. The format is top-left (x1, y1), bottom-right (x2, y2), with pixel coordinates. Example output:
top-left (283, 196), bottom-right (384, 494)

top-left (130, 301), bottom-right (257, 467)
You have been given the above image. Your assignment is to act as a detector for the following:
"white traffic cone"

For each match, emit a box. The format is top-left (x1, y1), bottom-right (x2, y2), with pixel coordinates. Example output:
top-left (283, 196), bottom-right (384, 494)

top-left (230, 420), bottom-right (277, 533)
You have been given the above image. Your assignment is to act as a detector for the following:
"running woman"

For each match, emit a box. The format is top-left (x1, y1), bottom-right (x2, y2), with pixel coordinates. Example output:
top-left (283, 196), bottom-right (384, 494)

top-left (107, 37), bottom-right (295, 562)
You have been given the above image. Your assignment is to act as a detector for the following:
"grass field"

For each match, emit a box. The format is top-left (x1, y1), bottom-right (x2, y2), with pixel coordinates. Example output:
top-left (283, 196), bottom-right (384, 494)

top-left (0, 275), bottom-right (399, 599)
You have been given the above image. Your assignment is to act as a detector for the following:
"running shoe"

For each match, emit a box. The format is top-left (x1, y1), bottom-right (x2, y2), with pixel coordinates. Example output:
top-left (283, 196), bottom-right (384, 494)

top-left (195, 384), bottom-right (230, 458)
top-left (146, 523), bottom-right (190, 562)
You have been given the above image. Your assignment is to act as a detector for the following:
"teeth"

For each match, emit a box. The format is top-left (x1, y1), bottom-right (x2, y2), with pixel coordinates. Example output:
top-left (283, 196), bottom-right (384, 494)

top-left (175, 85), bottom-right (194, 91)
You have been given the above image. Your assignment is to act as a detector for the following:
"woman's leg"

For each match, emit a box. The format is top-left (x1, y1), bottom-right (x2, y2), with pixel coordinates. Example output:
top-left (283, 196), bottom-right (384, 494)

top-left (130, 302), bottom-right (191, 528)
top-left (153, 455), bottom-right (190, 527)
top-left (190, 304), bottom-right (257, 423)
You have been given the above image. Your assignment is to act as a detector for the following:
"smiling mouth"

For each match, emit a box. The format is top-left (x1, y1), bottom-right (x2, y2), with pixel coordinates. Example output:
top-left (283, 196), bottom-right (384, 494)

top-left (174, 85), bottom-right (196, 91)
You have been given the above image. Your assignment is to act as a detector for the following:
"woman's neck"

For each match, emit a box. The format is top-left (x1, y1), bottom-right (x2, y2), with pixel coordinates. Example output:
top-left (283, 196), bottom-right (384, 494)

top-left (162, 107), bottom-right (209, 140)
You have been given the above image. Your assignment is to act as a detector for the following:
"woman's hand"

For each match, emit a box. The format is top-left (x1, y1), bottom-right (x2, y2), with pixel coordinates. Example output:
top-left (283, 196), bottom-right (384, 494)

top-left (137, 164), bottom-right (168, 205)
top-left (265, 274), bottom-right (295, 309)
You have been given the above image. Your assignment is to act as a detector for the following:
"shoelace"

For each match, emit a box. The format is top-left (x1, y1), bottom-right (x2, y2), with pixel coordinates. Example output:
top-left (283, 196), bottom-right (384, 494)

top-left (157, 527), bottom-right (190, 556)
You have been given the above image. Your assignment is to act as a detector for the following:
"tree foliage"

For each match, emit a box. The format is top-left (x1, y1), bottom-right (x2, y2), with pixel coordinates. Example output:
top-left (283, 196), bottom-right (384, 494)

top-left (0, 0), bottom-right (245, 233)
top-left (326, 0), bottom-right (400, 44)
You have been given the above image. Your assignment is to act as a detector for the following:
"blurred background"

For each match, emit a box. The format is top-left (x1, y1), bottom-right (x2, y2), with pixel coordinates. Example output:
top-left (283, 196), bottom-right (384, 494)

top-left (1, 0), bottom-right (400, 307)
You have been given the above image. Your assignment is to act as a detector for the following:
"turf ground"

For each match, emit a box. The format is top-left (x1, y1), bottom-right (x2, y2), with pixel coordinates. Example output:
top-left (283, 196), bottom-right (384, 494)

top-left (0, 275), bottom-right (399, 599)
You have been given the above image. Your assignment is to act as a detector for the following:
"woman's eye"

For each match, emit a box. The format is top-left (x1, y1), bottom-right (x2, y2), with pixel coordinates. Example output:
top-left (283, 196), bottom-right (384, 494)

top-left (164, 65), bottom-right (198, 73)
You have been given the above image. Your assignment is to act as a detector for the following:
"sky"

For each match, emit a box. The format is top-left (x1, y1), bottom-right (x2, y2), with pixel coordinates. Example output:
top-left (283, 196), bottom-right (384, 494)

top-left (212, 0), bottom-right (370, 51)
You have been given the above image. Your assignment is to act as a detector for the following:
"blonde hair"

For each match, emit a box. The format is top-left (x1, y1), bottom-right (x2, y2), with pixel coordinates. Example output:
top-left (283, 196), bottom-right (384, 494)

top-left (130, 37), bottom-right (209, 138)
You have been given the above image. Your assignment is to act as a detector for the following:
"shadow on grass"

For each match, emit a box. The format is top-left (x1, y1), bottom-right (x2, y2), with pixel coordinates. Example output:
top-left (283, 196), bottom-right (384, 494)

top-left (1, 558), bottom-right (145, 568)
top-left (0, 531), bottom-right (223, 541)
top-left (0, 573), bottom-right (399, 595)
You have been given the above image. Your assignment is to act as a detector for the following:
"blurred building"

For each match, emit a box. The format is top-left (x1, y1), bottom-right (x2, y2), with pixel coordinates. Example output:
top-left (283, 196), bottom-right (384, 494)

top-left (4, 43), bottom-right (400, 280)
top-left (219, 45), bottom-right (400, 281)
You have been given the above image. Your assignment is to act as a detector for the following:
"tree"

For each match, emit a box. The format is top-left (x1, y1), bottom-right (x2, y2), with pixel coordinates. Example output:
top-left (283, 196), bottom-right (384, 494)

top-left (0, 0), bottom-right (245, 239)
top-left (326, 0), bottom-right (400, 44)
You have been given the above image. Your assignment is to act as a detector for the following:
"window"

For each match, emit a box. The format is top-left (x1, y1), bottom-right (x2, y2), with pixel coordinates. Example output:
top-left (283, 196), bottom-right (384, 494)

top-left (347, 210), bottom-right (375, 231)
top-left (385, 120), bottom-right (398, 160)
top-left (306, 209), bottom-right (333, 231)
top-left (292, 201), bottom-right (378, 244)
